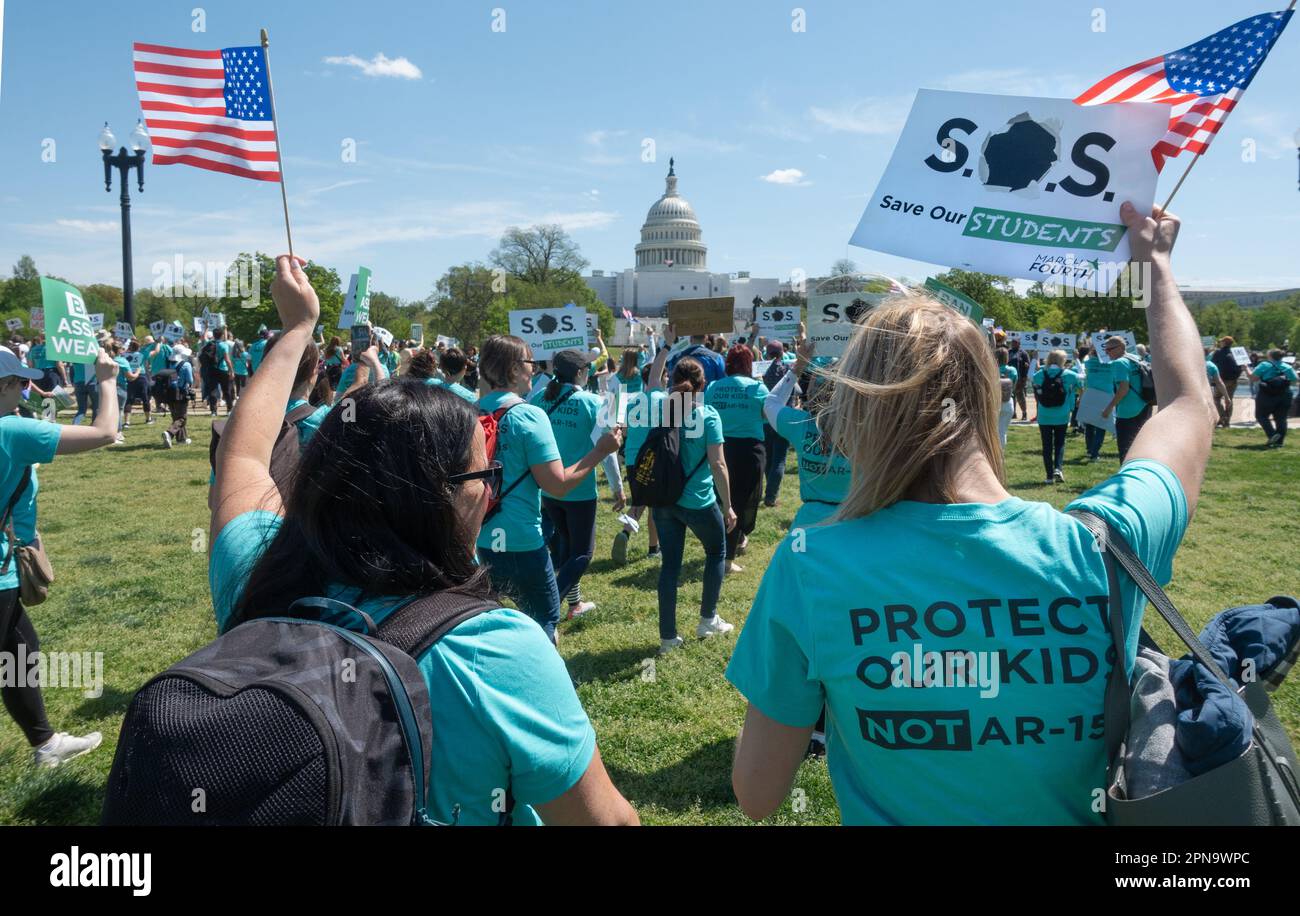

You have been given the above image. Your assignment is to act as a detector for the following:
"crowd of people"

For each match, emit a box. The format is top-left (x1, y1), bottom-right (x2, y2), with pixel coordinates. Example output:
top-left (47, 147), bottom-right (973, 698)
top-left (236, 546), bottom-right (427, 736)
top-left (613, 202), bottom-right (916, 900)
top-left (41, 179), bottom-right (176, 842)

top-left (0, 202), bottom-right (1297, 823)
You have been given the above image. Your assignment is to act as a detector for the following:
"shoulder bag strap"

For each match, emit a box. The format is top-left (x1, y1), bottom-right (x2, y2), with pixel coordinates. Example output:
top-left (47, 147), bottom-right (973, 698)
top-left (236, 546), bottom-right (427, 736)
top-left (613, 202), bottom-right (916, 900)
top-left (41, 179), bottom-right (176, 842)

top-left (375, 589), bottom-right (500, 660)
top-left (0, 467), bottom-right (33, 575)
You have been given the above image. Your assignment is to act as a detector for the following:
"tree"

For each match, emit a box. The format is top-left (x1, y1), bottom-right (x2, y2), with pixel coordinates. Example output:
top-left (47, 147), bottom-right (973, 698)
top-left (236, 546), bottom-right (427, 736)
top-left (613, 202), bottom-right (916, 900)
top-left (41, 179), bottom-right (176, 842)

top-left (1052, 293), bottom-right (1149, 343)
top-left (490, 225), bottom-right (589, 285)
top-left (425, 263), bottom-right (509, 347)
top-left (830, 258), bottom-right (857, 277)
top-left (218, 253), bottom-right (343, 342)
top-left (1250, 301), bottom-right (1296, 350)
top-left (1, 255), bottom-right (42, 322)
top-left (1193, 300), bottom-right (1252, 348)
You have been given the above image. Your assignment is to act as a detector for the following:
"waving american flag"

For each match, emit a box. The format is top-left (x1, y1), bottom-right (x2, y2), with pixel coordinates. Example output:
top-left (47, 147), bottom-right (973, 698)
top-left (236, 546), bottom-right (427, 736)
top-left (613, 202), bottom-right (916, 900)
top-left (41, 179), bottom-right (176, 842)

top-left (1074, 9), bottom-right (1292, 172)
top-left (133, 42), bottom-right (282, 182)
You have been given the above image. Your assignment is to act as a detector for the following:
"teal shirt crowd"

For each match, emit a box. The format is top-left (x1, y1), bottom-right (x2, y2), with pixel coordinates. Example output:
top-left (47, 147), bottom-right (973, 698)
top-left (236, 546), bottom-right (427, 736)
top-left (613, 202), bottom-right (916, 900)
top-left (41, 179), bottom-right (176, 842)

top-left (705, 374), bottom-right (769, 441)
top-left (774, 405), bottom-right (852, 528)
top-left (1031, 366), bottom-right (1083, 426)
top-left (425, 377), bottom-right (478, 404)
top-left (475, 391), bottom-right (561, 553)
top-left (726, 459), bottom-right (1188, 825)
top-left (208, 510), bottom-right (596, 826)
top-left (533, 384), bottom-right (605, 503)
top-left (1111, 354), bottom-right (1148, 419)
top-left (1082, 356), bottom-right (1113, 393)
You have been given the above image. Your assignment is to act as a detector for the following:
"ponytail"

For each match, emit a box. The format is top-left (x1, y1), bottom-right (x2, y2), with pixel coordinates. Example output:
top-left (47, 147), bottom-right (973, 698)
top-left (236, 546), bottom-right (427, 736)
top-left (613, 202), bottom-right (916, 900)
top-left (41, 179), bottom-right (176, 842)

top-left (544, 377), bottom-right (564, 402)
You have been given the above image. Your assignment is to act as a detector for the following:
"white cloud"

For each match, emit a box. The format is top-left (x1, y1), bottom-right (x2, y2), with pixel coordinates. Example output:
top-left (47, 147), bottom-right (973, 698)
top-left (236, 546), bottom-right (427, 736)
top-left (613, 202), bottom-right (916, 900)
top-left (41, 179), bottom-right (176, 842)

top-left (322, 53), bottom-right (423, 80)
top-left (760, 168), bottom-right (810, 186)
top-left (55, 219), bottom-right (117, 233)
top-left (808, 98), bottom-right (911, 136)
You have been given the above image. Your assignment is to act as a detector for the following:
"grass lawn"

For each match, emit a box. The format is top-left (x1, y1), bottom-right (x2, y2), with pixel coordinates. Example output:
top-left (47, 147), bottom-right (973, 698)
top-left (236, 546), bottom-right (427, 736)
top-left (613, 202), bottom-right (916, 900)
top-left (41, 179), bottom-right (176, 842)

top-left (0, 412), bottom-right (1296, 825)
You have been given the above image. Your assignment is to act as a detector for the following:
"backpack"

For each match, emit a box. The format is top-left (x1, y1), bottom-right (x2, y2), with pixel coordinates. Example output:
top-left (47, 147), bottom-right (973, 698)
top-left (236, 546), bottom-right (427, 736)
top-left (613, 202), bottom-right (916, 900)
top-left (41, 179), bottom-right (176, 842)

top-left (1263, 373), bottom-right (1291, 394)
top-left (210, 402), bottom-right (317, 492)
top-left (198, 341), bottom-right (217, 369)
top-left (1036, 371), bottom-right (1067, 408)
top-left (101, 589), bottom-right (508, 826)
top-left (478, 388), bottom-right (577, 521)
top-left (628, 402), bottom-right (709, 508)
top-left (1132, 358), bottom-right (1158, 405)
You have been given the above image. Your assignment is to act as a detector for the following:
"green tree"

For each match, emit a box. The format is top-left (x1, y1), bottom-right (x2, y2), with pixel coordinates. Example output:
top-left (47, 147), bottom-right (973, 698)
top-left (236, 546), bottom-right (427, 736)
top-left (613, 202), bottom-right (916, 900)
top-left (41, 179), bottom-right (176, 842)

top-left (490, 225), bottom-right (589, 286)
top-left (1, 256), bottom-right (42, 323)
top-left (218, 253), bottom-right (343, 342)
top-left (1193, 300), bottom-right (1252, 348)
top-left (425, 263), bottom-right (509, 347)
top-left (1250, 301), bottom-right (1296, 350)
top-left (931, 270), bottom-right (1026, 328)
top-left (1053, 293), bottom-right (1149, 343)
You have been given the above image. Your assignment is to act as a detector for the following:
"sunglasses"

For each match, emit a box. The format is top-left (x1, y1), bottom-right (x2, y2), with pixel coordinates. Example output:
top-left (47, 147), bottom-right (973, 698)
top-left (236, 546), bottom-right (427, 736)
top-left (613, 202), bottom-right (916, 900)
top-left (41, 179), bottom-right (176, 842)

top-left (448, 461), bottom-right (503, 498)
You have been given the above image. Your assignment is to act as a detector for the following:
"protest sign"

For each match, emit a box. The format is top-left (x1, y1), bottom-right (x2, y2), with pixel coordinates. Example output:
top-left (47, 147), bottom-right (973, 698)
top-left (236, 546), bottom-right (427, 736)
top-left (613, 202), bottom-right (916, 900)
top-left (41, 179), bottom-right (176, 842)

top-left (509, 307), bottom-right (588, 355)
top-left (667, 297), bottom-right (734, 336)
top-left (409, 323), bottom-right (423, 343)
top-left (435, 334), bottom-right (457, 348)
top-left (849, 90), bottom-right (1167, 287)
top-left (114, 321), bottom-right (134, 342)
top-left (89, 313), bottom-right (104, 331)
top-left (1076, 387), bottom-right (1117, 434)
top-left (149, 320), bottom-right (166, 337)
top-left (193, 317), bottom-right (206, 333)
top-left (39, 278), bottom-right (100, 365)
top-left (4, 318), bottom-right (23, 332)
top-left (1091, 330), bottom-right (1137, 362)
top-left (29, 308), bottom-right (44, 330)
top-left (755, 306), bottom-right (800, 340)
top-left (1037, 331), bottom-right (1077, 352)
top-left (338, 267), bottom-right (372, 329)
top-left (163, 321), bottom-right (186, 343)
top-left (752, 359), bottom-right (773, 379)
top-left (1231, 346), bottom-right (1251, 368)
top-left (372, 326), bottom-right (394, 348)
top-left (1201, 336), bottom-right (1216, 348)
top-left (924, 277), bottom-right (984, 325)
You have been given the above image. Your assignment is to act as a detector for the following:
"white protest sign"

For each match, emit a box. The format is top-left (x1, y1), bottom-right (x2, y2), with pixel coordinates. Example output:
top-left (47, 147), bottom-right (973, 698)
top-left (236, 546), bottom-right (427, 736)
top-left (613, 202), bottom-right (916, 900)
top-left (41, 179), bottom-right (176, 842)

top-left (372, 326), bottom-right (394, 348)
top-left (509, 307), bottom-right (588, 355)
top-left (114, 321), bottom-right (134, 342)
top-left (193, 317), bottom-right (205, 333)
top-left (89, 313), bottom-right (104, 331)
top-left (5, 318), bottom-right (23, 332)
top-left (1076, 387), bottom-right (1117, 434)
top-left (752, 359), bottom-right (773, 379)
top-left (163, 321), bottom-right (186, 343)
top-left (849, 89), bottom-right (1167, 288)
top-left (1037, 331), bottom-right (1076, 352)
top-left (149, 320), bottom-right (166, 337)
top-left (435, 334), bottom-right (454, 348)
top-left (1091, 330), bottom-right (1137, 362)
top-left (29, 308), bottom-right (44, 330)
top-left (806, 290), bottom-right (886, 359)
top-left (1231, 346), bottom-right (1251, 368)
top-left (755, 306), bottom-right (800, 340)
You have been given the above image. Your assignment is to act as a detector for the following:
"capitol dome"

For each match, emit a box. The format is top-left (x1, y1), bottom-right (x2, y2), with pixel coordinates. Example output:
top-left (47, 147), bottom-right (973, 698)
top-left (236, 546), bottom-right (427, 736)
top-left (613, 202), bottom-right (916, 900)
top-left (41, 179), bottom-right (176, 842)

top-left (635, 159), bottom-right (707, 271)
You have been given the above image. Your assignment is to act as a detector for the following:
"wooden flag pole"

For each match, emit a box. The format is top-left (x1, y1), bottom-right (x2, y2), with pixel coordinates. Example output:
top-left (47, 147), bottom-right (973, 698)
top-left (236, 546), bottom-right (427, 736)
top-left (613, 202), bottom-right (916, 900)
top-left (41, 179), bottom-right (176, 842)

top-left (260, 28), bottom-right (294, 259)
top-left (1159, 0), bottom-right (1296, 213)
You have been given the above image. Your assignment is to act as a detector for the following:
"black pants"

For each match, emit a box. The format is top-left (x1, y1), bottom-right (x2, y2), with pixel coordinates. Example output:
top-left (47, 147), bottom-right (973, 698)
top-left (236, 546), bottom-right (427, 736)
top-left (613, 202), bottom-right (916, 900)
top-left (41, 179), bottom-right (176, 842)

top-left (722, 436), bottom-right (764, 560)
top-left (0, 587), bottom-right (54, 746)
top-left (1115, 404), bottom-right (1152, 463)
top-left (542, 497), bottom-right (597, 601)
top-left (209, 371), bottom-right (235, 412)
top-left (1039, 424), bottom-right (1067, 478)
top-left (1257, 393), bottom-right (1293, 443)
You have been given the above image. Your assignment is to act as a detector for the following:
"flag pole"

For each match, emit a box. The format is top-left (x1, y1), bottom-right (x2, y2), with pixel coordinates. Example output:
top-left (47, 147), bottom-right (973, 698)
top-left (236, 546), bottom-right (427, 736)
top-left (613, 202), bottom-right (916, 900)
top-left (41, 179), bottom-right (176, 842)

top-left (258, 29), bottom-right (292, 257)
top-left (1159, 0), bottom-right (1296, 213)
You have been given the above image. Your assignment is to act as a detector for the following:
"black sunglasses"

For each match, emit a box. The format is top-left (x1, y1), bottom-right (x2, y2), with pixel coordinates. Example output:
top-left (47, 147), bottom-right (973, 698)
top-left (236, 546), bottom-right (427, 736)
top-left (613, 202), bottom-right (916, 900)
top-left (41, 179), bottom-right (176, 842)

top-left (449, 461), bottom-right (503, 498)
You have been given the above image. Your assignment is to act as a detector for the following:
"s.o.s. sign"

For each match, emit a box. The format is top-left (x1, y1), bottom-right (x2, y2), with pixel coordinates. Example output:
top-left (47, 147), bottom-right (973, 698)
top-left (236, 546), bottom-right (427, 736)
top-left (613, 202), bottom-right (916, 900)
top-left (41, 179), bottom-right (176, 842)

top-left (849, 89), bottom-right (1167, 289)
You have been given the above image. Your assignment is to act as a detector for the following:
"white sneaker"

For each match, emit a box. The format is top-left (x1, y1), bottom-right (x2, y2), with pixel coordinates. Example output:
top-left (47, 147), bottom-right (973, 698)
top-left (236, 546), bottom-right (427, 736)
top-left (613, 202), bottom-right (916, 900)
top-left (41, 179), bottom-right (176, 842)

top-left (696, 615), bottom-right (735, 639)
top-left (112, 434), bottom-right (125, 445)
top-left (184, 438), bottom-right (192, 445)
top-left (566, 601), bottom-right (596, 620)
top-left (162, 431), bottom-right (173, 449)
top-left (34, 731), bottom-right (102, 768)
top-left (659, 636), bottom-right (685, 655)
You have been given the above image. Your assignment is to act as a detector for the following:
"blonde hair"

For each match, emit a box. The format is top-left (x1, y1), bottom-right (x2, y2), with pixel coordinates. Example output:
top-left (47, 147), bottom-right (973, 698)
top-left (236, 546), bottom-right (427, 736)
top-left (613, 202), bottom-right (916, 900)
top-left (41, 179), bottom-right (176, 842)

top-left (1047, 348), bottom-right (1067, 368)
top-left (824, 295), bottom-right (1004, 518)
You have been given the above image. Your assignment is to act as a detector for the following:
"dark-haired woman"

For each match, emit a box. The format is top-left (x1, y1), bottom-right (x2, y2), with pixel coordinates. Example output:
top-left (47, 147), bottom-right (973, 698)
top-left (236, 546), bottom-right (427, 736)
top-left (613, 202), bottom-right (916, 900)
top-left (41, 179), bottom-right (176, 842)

top-left (644, 329), bottom-right (736, 655)
top-left (475, 335), bottom-right (621, 643)
top-left (208, 256), bottom-right (637, 826)
top-left (322, 336), bottom-right (344, 389)
top-left (705, 343), bottom-right (768, 572)
top-left (263, 332), bottom-right (330, 446)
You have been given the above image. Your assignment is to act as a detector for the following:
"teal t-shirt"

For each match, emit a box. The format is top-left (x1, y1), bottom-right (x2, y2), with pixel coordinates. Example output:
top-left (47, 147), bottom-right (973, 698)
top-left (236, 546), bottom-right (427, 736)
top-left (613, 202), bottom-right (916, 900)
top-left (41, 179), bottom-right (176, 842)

top-left (775, 406), bottom-right (852, 528)
top-left (0, 416), bottom-right (60, 591)
top-left (114, 356), bottom-right (132, 391)
top-left (380, 349), bottom-right (399, 375)
top-left (475, 391), bottom-right (561, 552)
top-left (233, 351), bottom-right (249, 376)
top-left (1255, 360), bottom-right (1297, 388)
top-left (725, 459), bottom-right (1188, 825)
top-left (1112, 354), bottom-right (1148, 419)
top-left (286, 398), bottom-right (331, 447)
top-left (149, 344), bottom-right (173, 374)
top-left (534, 384), bottom-right (604, 503)
top-left (29, 344), bottom-right (55, 370)
top-left (209, 510), bottom-right (596, 825)
top-left (705, 375), bottom-right (769, 441)
top-left (675, 394), bottom-right (723, 510)
top-left (248, 337), bottom-right (268, 373)
top-left (623, 391), bottom-right (655, 467)
top-left (1031, 366), bottom-right (1082, 426)
top-left (216, 340), bottom-right (234, 372)
top-left (999, 365), bottom-right (1018, 386)
top-left (1083, 356), bottom-right (1113, 393)
top-left (425, 377), bottom-right (478, 404)
top-left (612, 371), bottom-right (643, 396)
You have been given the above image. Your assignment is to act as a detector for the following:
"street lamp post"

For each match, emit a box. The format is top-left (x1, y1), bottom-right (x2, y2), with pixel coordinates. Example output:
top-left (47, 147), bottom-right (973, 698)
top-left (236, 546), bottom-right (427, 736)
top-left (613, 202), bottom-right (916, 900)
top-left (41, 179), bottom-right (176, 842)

top-left (99, 120), bottom-right (149, 328)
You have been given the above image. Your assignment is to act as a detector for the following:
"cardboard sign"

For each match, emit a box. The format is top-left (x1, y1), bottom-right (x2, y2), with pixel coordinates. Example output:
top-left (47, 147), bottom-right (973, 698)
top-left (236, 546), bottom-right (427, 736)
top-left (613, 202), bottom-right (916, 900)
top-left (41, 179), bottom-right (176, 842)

top-left (89, 313), bottom-right (105, 331)
top-left (149, 320), bottom-right (166, 337)
top-left (114, 321), bottom-right (134, 342)
top-left (667, 297), bottom-right (734, 336)
top-left (924, 277), bottom-right (984, 325)
top-left (39, 278), bottom-right (100, 365)
top-left (372, 326), bottom-right (394, 348)
top-left (163, 321), bottom-right (186, 344)
top-left (1076, 387), bottom-right (1117, 434)
top-left (4, 318), bottom-right (23, 332)
top-left (1230, 346), bottom-right (1251, 368)
top-left (338, 267), bottom-right (373, 329)
top-left (849, 90), bottom-right (1167, 287)
top-left (509, 307), bottom-right (588, 355)
top-left (755, 306), bottom-right (800, 339)
top-left (1037, 331), bottom-right (1077, 352)
top-left (752, 359), bottom-right (773, 379)
top-left (1091, 330), bottom-right (1137, 363)
top-left (409, 323), bottom-right (423, 343)
top-left (29, 308), bottom-right (44, 330)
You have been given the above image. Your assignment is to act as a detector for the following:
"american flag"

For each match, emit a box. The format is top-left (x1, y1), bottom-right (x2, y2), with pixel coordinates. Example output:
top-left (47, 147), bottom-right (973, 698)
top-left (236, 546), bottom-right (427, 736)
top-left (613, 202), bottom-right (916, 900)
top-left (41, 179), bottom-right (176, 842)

top-left (1074, 9), bottom-right (1292, 172)
top-left (133, 42), bottom-right (282, 182)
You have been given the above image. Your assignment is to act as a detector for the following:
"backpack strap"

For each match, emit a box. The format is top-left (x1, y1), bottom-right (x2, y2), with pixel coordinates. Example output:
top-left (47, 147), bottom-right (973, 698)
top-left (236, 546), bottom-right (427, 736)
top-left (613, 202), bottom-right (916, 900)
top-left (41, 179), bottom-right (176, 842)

top-left (286, 402), bottom-right (318, 426)
top-left (375, 588), bottom-right (500, 662)
top-left (0, 467), bottom-right (33, 575)
top-left (482, 391), bottom-right (578, 521)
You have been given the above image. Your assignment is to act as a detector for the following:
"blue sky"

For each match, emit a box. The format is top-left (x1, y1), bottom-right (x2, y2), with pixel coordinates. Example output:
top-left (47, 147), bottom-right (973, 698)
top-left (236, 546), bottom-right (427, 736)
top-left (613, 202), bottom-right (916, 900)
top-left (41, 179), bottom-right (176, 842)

top-left (1, 0), bottom-right (1297, 301)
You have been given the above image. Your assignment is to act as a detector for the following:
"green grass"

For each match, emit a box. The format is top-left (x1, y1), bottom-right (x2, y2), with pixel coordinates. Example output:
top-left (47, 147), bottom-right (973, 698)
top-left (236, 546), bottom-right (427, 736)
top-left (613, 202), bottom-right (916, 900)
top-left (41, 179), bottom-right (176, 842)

top-left (0, 414), bottom-right (1296, 825)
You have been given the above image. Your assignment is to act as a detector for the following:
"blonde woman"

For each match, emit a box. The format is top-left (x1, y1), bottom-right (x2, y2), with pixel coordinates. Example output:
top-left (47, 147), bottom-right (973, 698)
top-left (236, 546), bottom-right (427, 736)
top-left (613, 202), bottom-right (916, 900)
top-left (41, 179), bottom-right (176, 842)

top-left (727, 203), bottom-right (1216, 824)
top-left (1032, 349), bottom-right (1084, 484)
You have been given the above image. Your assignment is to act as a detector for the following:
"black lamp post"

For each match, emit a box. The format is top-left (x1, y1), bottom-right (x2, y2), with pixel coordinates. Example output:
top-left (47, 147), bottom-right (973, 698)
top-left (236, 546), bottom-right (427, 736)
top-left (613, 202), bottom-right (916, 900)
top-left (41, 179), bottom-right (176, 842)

top-left (99, 120), bottom-right (149, 328)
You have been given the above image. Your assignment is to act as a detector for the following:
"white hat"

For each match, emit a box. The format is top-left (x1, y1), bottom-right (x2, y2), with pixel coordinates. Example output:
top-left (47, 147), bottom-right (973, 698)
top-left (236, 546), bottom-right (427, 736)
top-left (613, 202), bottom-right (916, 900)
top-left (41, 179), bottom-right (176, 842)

top-left (172, 346), bottom-right (192, 361)
top-left (0, 346), bottom-right (42, 381)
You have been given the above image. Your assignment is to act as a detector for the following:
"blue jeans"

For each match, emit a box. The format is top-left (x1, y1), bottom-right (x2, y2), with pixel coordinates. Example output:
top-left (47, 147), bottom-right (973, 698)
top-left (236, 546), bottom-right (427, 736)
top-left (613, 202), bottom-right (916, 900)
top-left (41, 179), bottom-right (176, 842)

top-left (477, 544), bottom-right (561, 642)
top-left (763, 426), bottom-right (788, 504)
top-left (542, 497), bottom-right (597, 601)
top-left (73, 381), bottom-right (98, 425)
top-left (1039, 424), bottom-right (1066, 477)
top-left (651, 502), bottom-right (725, 640)
top-left (1083, 423), bottom-right (1106, 459)
top-left (116, 388), bottom-right (128, 431)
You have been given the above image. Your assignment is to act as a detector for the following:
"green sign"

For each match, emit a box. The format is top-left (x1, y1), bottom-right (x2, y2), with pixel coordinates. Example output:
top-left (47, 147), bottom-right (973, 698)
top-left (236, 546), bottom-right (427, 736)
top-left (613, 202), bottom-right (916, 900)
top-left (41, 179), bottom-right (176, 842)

top-left (961, 208), bottom-right (1126, 252)
top-left (339, 266), bottom-right (373, 329)
top-left (39, 277), bottom-right (100, 364)
top-left (924, 277), bottom-right (984, 326)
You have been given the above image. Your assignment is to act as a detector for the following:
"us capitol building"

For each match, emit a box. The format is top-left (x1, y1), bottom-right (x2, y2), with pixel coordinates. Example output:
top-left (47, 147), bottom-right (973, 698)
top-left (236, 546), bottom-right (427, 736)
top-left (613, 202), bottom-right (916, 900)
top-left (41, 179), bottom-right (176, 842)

top-left (583, 159), bottom-right (781, 319)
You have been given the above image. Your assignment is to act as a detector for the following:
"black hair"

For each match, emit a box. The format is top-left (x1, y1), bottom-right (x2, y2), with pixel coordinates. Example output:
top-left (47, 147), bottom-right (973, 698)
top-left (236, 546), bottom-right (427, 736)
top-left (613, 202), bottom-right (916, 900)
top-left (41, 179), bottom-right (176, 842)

top-left (440, 347), bottom-right (468, 378)
top-left (231, 379), bottom-right (494, 626)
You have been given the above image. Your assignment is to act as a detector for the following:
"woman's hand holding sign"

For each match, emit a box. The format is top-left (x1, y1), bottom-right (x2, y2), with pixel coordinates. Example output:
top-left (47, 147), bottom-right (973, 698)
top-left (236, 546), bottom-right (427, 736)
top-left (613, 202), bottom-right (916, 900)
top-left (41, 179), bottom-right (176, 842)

top-left (269, 255), bottom-right (320, 332)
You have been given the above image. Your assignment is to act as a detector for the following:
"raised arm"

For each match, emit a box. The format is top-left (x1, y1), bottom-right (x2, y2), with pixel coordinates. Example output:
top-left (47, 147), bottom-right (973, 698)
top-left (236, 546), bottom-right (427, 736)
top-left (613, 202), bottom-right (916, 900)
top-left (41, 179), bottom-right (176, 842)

top-left (1120, 203), bottom-right (1216, 516)
top-left (210, 255), bottom-right (320, 539)
top-left (55, 350), bottom-right (119, 454)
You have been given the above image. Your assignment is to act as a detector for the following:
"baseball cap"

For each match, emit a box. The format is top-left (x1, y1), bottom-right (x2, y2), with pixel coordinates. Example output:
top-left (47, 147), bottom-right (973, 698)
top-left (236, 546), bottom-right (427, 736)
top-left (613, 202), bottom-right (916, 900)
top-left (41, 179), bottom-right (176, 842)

top-left (552, 348), bottom-right (597, 382)
top-left (0, 346), bottom-right (43, 381)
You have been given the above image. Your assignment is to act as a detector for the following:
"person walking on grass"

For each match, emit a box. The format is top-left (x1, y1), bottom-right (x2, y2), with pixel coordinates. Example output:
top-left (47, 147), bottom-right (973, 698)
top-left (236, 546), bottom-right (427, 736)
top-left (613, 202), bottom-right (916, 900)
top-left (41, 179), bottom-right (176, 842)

top-left (1099, 334), bottom-right (1151, 462)
top-left (160, 348), bottom-right (194, 448)
top-left (1204, 347), bottom-right (1230, 428)
top-left (995, 347), bottom-right (1016, 449)
top-left (612, 362), bottom-right (661, 566)
top-left (1033, 349), bottom-right (1084, 484)
top-left (1250, 348), bottom-right (1296, 447)
top-left (728, 203), bottom-right (1216, 824)
top-left (0, 345), bottom-right (121, 768)
top-left (705, 343), bottom-right (768, 573)
top-left (1081, 345), bottom-right (1113, 461)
